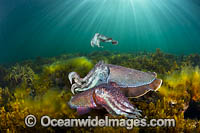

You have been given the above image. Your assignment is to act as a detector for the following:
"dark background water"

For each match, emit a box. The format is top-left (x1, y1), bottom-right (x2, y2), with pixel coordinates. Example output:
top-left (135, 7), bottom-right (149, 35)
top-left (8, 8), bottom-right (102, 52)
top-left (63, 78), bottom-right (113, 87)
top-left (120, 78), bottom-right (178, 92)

top-left (0, 0), bottom-right (200, 63)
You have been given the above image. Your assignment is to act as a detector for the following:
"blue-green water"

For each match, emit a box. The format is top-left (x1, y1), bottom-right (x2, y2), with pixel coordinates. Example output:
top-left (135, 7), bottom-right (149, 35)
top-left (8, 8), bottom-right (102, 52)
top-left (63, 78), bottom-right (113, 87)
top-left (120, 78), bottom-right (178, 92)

top-left (0, 0), bottom-right (200, 63)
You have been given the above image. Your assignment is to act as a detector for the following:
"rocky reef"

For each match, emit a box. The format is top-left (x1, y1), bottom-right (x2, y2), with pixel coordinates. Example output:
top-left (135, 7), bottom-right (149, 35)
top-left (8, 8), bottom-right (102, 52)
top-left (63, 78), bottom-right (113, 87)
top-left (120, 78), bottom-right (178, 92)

top-left (0, 49), bottom-right (200, 132)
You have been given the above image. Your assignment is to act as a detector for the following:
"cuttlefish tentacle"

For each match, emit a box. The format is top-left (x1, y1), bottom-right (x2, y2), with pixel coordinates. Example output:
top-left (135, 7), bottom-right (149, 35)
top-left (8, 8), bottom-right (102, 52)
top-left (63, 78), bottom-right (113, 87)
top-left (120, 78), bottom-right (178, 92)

top-left (68, 72), bottom-right (83, 85)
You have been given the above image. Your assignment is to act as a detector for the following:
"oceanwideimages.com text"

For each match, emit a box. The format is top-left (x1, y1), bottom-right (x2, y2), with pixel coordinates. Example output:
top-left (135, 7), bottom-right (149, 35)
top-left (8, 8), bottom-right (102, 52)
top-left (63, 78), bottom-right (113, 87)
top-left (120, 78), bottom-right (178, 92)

top-left (25, 115), bottom-right (176, 129)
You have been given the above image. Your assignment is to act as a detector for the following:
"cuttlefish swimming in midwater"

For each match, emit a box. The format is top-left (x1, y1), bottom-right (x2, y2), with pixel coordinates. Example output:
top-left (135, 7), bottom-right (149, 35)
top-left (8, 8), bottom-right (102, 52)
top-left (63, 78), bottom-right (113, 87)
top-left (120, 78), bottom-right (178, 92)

top-left (68, 61), bottom-right (162, 118)
top-left (91, 33), bottom-right (118, 48)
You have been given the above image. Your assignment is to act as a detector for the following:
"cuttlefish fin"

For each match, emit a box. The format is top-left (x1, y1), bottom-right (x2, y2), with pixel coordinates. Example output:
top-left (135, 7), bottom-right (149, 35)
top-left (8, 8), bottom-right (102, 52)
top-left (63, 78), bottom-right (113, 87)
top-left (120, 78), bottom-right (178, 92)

top-left (120, 78), bottom-right (162, 98)
top-left (147, 71), bottom-right (157, 77)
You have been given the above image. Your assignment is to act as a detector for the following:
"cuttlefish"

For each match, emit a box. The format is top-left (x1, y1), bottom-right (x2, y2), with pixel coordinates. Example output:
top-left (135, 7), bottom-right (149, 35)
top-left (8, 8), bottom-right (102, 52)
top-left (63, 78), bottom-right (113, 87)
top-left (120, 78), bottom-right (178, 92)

top-left (68, 61), bottom-right (162, 118)
top-left (91, 33), bottom-right (118, 48)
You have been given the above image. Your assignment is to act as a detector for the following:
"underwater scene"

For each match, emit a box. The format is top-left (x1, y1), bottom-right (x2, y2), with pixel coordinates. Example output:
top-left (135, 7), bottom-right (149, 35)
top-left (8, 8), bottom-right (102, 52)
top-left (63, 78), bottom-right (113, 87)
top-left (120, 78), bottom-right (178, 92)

top-left (0, 0), bottom-right (200, 132)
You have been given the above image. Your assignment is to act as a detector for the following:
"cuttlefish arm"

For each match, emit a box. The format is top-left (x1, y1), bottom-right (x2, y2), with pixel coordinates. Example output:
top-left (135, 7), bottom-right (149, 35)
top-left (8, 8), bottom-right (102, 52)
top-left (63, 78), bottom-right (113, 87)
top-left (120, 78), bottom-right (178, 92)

top-left (69, 61), bottom-right (109, 94)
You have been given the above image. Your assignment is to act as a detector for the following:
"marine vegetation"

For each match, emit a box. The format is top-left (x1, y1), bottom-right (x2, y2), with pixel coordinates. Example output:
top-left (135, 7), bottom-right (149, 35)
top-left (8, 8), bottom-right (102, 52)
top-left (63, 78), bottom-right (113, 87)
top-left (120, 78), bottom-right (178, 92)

top-left (5, 64), bottom-right (36, 88)
top-left (41, 57), bottom-right (93, 89)
top-left (160, 66), bottom-right (200, 102)
top-left (88, 49), bottom-right (183, 75)
top-left (0, 65), bottom-right (7, 88)
top-left (0, 49), bottom-right (200, 132)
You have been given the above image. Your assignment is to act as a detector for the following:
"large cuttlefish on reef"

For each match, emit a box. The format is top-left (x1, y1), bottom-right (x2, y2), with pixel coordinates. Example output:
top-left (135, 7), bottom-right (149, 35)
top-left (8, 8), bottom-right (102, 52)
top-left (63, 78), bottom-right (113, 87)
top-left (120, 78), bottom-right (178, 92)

top-left (68, 61), bottom-right (162, 118)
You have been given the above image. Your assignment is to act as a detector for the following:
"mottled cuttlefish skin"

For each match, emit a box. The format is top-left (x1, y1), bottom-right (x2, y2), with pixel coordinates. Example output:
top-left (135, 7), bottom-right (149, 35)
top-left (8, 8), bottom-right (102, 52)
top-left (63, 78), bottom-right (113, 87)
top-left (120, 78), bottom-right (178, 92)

top-left (68, 61), bottom-right (162, 118)
top-left (107, 64), bottom-right (156, 88)
top-left (68, 61), bottom-right (162, 97)
top-left (68, 84), bottom-right (142, 118)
